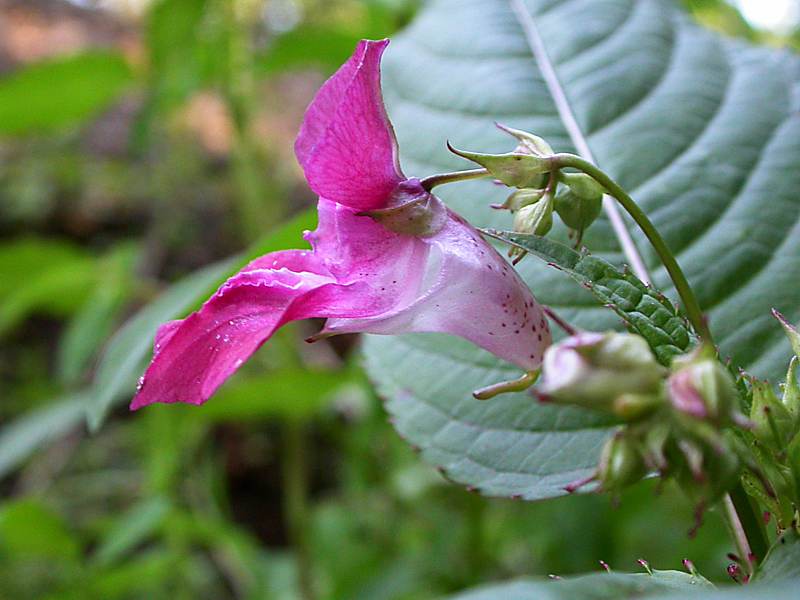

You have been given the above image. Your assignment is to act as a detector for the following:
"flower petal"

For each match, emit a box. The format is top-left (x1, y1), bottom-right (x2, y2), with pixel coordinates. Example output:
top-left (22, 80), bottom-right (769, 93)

top-left (294, 39), bottom-right (402, 210)
top-left (323, 209), bottom-right (551, 370)
top-left (131, 207), bottom-right (429, 409)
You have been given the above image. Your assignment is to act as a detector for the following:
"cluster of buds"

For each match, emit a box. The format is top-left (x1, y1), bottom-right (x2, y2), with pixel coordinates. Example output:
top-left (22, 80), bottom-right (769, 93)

top-left (449, 124), bottom-right (605, 254)
top-left (538, 332), bottom-right (751, 515)
top-left (738, 310), bottom-right (800, 531)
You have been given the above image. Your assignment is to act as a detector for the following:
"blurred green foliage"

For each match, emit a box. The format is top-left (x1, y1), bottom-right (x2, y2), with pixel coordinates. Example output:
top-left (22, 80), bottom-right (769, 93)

top-left (0, 0), bottom-right (796, 598)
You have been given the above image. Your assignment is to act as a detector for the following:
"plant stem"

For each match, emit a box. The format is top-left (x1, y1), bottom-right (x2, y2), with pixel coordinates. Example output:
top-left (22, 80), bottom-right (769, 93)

top-left (283, 420), bottom-right (316, 600)
top-left (552, 152), bottom-right (771, 566)
top-left (420, 168), bottom-right (490, 191)
top-left (723, 494), bottom-right (754, 576)
top-left (551, 154), bottom-right (711, 343)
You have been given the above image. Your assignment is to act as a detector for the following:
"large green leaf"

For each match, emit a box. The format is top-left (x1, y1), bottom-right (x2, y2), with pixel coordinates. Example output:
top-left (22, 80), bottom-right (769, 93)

top-left (447, 570), bottom-right (712, 599)
top-left (364, 0), bottom-right (800, 499)
top-left (447, 575), bottom-right (800, 600)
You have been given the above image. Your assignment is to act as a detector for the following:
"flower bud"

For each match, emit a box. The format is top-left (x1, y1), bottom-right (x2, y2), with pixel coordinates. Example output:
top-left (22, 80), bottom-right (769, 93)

top-left (447, 143), bottom-right (550, 189)
top-left (667, 346), bottom-right (740, 425)
top-left (495, 122), bottom-right (554, 157)
top-left (499, 187), bottom-right (545, 211)
top-left (512, 194), bottom-right (553, 237)
top-left (750, 379), bottom-right (794, 451)
top-left (672, 435), bottom-right (741, 507)
top-left (553, 173), bottom-right (604, 233)
top-left (597, 431), bottom-right (647, 492)
top-left (538, 332), bottom-right (666, 414)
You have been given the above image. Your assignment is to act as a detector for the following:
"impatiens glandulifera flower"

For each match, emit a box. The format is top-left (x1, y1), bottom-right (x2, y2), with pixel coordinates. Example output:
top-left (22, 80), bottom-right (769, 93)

top-left (131, 39), bottom-right (550, 410)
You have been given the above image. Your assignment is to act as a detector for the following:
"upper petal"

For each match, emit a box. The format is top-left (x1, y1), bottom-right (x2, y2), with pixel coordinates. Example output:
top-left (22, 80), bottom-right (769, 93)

top-left (294, 39), bottom-right (402, 210)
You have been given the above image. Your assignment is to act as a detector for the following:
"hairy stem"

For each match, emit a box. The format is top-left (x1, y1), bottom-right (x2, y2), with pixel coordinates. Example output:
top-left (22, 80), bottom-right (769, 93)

top-left (421, 168), bottom-right (490, 191)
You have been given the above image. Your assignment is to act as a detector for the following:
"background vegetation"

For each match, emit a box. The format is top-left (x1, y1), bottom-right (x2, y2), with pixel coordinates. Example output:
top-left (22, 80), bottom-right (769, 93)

top-left (0, 1), bottom-right (797, 598)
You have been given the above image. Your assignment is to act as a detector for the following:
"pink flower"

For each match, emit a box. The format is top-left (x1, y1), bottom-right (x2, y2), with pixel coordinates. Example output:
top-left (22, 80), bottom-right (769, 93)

top-left (131, 39), bottom-right (550, 410)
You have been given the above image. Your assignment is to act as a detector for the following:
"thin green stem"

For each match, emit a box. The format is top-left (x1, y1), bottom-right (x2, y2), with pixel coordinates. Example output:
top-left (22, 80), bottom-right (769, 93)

top-left (283, 420), bottom-right (316, 600)
top-left (551, 153), bottom-right (712, 343)
top-left (551, 152), bottom-right (771, 566)
top-left (722, 494), bottom-right (755, 576)
top-left (420, 168), bottom-right (490, 191)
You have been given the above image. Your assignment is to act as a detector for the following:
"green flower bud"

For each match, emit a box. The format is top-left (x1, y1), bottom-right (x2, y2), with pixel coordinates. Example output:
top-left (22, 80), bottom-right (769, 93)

top-left (750, 379), bottom-right (794, 451)
top-left (539, 332), bottom-right (666, 414)
top-left (447, 142), bottom-right (550, 189)
top-left (554, 172), bottom-right (604, 232)
top-left (495, 122), bottom-right (554, 157)
top-left (499, 187), bottom-right (545, 211)
top-left (643, 422), bottom-right (672, 472)
top-left (598, 431), bottom-right (647, 492)
top-left (512, 193), bottom-right (553, 237)
top-left (667, 345), bottom-right (741, 425)
top-left (671, 435), bottom-right (740, 507)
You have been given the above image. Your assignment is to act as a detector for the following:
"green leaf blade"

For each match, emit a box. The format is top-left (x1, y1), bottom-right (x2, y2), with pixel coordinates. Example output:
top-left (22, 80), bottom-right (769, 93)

top-left (365, 0), bottom-right (800, 499)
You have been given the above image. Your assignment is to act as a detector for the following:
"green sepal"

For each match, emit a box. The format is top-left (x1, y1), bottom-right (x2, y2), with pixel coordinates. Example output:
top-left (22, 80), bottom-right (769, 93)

top-left (447, 142), bottom-right (550, 188)
top-left (773, 309), bottom-right (800, 358)
top-left (513, 193), bottom-right (553, 237)
top-left (501, 187), bottom-right (545, 211)
top-left (781, 356), bottom-right (800, 428)
top-left (597, 431), bottom-right (647, 492)
top-left (750, 379), bottom-right (794, 451)
top-left (494, 122), bottom-right (554, 156)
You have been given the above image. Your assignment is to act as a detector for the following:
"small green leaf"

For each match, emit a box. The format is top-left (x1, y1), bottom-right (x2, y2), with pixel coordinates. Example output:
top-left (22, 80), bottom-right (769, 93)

top-left (92, 497), bottom-right (171, 567)
top-left (0, 238), bottom-right (97, 336)
top-left (0, 52), bottom-right (133, 136)
top-left (0, 394), bottom-right (86, 479)
top-left (256, 26), bottom-right (364, 75)
top-left (57, 244), bottom-right (139, 386)
top-left (485, 230), bottom-right (694, 365)
top-left (0, 500), bottom-right (80, 560)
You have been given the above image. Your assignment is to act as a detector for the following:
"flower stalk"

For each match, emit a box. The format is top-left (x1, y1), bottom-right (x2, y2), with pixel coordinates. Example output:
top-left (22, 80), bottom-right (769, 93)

top-left (549, 153), bottom-right (712, 344)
